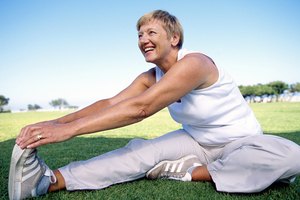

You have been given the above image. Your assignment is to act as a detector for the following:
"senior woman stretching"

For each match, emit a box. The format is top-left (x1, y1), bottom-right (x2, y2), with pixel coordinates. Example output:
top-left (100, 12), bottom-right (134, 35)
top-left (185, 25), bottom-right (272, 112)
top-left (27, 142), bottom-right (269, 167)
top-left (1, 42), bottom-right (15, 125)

top-left (9, 10), bottom-right (300, 199)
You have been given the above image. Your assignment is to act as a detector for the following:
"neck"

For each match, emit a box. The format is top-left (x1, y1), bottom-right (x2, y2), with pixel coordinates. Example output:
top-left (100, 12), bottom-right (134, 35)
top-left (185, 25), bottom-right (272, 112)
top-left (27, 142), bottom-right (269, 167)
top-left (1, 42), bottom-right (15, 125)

top-left (157, 48), bottom-right (179, 73)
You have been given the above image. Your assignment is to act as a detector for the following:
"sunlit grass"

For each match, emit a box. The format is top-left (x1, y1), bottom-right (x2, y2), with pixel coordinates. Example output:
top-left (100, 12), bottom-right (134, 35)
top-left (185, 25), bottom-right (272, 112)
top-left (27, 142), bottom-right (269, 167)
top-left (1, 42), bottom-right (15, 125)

top-left (1, 103), bottom-right (299, 199)
top-left (250, 102), bottom-right (300, 134)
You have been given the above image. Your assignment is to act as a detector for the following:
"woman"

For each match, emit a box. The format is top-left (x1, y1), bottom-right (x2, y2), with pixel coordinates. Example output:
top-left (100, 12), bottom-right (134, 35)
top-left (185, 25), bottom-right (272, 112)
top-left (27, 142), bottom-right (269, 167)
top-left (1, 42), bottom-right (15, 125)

top-left (9, 10), bottom-right (300, 199)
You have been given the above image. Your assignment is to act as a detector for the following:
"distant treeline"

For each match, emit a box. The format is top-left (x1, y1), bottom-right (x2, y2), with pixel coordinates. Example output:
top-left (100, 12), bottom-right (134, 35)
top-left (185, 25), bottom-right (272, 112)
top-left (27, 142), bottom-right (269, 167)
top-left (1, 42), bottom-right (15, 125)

top-left (238, 81), bottom-right (300, 97)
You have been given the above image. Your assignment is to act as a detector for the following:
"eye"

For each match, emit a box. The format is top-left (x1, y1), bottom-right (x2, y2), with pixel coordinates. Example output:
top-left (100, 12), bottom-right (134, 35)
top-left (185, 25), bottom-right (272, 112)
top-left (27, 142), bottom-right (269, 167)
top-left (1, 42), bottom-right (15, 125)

top-left (138, 32), bottom-right (143, 38)
top-left (149, 31), bottom-right (156, 35)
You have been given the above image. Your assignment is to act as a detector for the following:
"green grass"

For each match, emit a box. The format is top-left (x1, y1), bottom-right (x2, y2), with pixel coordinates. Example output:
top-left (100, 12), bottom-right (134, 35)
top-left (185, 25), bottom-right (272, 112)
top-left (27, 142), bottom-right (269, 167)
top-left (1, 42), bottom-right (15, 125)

top-left (1, 102), bottom-right (300, 199)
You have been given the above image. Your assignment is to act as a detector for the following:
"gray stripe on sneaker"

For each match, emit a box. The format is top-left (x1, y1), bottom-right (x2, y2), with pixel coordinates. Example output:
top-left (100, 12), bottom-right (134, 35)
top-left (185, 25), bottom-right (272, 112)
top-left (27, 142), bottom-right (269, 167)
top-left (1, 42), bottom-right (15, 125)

top-left (23, 159), bottom-right (38, 173)
top-left (22, 165), bottom-right (41, 182)
top-left (24, 156), bottom-right (35, 165)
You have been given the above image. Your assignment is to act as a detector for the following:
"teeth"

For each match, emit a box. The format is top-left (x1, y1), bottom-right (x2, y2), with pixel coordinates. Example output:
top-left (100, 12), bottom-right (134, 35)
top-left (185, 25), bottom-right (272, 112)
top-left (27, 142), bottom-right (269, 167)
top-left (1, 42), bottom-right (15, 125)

top-left (144, 47), bottom-right (154, 52)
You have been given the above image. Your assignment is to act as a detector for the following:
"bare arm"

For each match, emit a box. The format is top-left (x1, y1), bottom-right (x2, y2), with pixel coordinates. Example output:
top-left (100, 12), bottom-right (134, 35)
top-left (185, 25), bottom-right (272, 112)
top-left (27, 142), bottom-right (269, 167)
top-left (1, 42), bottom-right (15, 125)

top-left (16, 68), bottom-right (156, 148)
top-left (62, 53), bottom-right (217, 135)
top-left (53, 69), bottom-right (156, 124)
top-left (17, 53), bottom-right (217, 149)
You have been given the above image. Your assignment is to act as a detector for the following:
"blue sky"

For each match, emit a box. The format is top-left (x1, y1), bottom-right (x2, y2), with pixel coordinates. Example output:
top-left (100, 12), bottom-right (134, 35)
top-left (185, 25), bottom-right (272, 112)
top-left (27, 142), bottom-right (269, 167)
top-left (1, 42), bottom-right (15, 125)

top-left (1, 0), bottom-right (299, 110)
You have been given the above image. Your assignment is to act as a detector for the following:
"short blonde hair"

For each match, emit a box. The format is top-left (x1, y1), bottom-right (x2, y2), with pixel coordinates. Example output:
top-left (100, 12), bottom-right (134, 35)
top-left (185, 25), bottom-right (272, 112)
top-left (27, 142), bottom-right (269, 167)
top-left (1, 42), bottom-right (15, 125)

top-left (136, 10), bottom-right (184, 49)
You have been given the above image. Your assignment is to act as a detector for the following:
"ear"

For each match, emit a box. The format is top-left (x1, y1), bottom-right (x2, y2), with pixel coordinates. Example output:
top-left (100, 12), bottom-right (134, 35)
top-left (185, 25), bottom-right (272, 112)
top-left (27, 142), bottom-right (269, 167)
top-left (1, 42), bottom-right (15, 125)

top-left (171, 34), bottom-right (180, 47)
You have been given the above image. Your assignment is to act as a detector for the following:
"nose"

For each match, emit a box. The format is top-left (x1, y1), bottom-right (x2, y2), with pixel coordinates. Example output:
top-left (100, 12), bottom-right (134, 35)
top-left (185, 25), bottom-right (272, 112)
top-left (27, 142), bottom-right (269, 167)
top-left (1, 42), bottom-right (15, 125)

top-left (139, 34), bottom-right (149, 44)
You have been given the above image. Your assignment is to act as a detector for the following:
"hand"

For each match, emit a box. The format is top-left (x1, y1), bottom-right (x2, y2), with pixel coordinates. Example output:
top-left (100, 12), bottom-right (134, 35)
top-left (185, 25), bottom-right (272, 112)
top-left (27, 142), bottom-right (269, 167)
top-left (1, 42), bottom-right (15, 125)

top-left (16, 121), bottom-right (74, 149)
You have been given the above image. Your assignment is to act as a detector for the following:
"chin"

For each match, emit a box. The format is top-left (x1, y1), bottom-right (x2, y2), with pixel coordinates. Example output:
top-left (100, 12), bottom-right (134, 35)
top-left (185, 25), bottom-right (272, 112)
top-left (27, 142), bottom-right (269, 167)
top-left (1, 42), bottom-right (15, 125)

top-left (145, 60), bottom-right (157, 65)
top-left (144, 55), bottom-right (158, 64)
top-left (144, 57), bottom-right (154, 63)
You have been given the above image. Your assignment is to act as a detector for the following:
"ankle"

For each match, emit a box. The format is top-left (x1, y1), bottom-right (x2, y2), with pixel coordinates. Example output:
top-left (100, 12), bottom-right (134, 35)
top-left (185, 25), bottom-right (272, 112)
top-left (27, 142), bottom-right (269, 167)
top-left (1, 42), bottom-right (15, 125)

top-left (48, 170), bottom-right (66, 192)
top-left (191, 165), bottom-right (212, 181)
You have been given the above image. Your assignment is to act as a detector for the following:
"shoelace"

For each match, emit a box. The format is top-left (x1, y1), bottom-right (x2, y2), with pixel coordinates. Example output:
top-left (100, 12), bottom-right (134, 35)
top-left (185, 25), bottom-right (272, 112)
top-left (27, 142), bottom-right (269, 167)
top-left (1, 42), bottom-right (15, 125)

top-left (37, 156), bottom-right (57, 183)
top-left (45, 167), bottom-right (57, 183)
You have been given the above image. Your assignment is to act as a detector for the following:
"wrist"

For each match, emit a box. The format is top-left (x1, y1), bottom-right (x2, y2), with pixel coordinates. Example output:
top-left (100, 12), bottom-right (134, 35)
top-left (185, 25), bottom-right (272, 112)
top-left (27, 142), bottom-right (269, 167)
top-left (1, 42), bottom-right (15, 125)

top-left (67, 120), bottom-right (82, 137)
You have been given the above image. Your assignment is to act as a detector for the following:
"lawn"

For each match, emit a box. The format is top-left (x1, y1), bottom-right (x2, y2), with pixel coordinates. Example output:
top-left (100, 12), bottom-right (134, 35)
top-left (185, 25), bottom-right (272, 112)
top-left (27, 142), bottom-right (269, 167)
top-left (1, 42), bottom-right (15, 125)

top-left (0, 102), bottom-right (300, 199)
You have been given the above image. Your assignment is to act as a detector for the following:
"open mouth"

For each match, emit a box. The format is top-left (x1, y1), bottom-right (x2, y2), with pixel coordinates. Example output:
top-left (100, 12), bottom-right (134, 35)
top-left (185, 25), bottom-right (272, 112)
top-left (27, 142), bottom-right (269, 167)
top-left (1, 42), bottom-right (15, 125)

top-left (144, 47), bottom-right (155, 53)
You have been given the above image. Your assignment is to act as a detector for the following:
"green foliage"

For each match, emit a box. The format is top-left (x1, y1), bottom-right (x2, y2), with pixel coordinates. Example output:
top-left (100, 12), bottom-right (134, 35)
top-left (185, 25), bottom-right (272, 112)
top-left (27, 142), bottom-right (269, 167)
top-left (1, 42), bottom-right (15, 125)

top-left (290, 82), bottom-right (300, 93)
top-left (0, 95), bottom-right (9, 112)
top-left (239, 81), bottom-right (294, 97)
top-left (28, 104), bottom-right (42, 111)
top-left (1, 104), bottom-right (300, 199)
top-left (49, 98), bottom-right (69, 109)
top-left (239, 84), bottom-right (276, 97)
top-left (239, 85), bottom-right (255, 97)
top-left (267, 81), bottom-right (289, 95)
top-left (253, 84), bottom-right (275, 96)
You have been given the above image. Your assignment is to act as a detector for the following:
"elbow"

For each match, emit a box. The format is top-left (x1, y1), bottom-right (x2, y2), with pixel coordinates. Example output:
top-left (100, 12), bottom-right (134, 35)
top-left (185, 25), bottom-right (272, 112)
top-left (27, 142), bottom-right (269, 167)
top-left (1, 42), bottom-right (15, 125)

top-left (137, 109), bottom-right (149, 121)
top-left (128, 96), bottom-right (158, 122)
top-left (134, 105), bottom-right (153, 122)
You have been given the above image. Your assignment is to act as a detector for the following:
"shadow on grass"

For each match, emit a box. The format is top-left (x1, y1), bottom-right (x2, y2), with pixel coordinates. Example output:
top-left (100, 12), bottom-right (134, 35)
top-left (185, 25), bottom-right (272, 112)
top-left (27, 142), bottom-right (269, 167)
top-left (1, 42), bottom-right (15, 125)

top-left (0, 136), bottom-right (134, 199)
top-left (269, 131), bottom-right (300, 145)
top-left (1, 131), bottom-right (299, 199)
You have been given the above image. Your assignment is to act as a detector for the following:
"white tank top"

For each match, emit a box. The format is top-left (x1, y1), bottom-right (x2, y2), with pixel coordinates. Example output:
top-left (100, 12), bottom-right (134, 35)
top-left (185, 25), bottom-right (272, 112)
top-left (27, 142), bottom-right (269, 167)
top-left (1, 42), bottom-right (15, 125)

top-left (156, 49), bottom-right (263, 146)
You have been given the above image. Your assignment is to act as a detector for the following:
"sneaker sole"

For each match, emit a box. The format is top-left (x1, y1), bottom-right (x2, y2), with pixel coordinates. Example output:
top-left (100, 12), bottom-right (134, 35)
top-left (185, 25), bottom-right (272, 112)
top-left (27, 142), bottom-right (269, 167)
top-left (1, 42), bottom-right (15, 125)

top-left (146, 155), bottom-right (198, 178)
top-left (8, 144), bottom-right (33, 200)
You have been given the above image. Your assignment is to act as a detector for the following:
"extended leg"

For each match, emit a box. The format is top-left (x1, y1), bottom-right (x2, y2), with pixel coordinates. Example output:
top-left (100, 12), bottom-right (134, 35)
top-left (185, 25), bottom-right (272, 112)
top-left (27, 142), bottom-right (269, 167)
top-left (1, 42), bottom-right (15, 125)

top-left (58, 129), bottom-right (207, 191)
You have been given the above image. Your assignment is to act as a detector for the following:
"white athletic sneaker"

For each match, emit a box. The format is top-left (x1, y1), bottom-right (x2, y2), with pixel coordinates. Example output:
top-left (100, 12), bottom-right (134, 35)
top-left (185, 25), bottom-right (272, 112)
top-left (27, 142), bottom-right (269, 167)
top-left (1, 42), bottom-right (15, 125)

top-left (8, 144), bottom-right (56, 200)
top-left (146, 155), bottom-right (202, 181)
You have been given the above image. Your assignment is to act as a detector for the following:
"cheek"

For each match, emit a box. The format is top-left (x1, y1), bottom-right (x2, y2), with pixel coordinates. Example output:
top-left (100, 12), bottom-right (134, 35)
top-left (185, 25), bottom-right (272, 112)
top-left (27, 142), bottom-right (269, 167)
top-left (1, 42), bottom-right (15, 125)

top-left (138, 43), bottom-right (143, 52)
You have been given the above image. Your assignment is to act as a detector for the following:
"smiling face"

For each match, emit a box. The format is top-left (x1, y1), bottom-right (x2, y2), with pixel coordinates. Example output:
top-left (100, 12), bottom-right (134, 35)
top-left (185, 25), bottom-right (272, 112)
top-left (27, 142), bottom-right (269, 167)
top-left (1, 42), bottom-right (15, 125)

top-left (138, 20), bottom-right (179, 66)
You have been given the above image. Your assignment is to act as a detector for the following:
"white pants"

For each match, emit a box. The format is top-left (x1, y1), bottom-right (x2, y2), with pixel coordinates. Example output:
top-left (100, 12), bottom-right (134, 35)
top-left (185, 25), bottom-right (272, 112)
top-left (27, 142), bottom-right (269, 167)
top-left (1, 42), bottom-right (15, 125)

top-left (59, 129), bottom-right (300, 193)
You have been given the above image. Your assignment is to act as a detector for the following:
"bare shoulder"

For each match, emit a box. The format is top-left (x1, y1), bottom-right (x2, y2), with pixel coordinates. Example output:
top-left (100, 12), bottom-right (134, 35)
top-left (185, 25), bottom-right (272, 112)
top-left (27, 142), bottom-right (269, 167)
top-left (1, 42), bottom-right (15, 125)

top-left (182, 52), bottom-right (215, 67)
top-left (178, 53), bottom-right (218, 89)
top-left (137, 67), bottom-right (156, 88)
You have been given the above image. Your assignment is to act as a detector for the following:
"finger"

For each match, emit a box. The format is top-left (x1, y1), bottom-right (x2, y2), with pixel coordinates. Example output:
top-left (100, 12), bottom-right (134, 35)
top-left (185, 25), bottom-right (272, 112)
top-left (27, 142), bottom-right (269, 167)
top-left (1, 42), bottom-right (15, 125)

top-left (27, 132), bottom-right (53, 149)
top-left (17, 126), bottom-right (40, 144)
top-left (27, 137), bottom-right (51, 149)
top-left (16, 127), bottom-right (29, 144)
top-left (19, 130), bottom-right (44, 149)
top-left (16, 127), bottom-right (29, 146)
top-left (19, 134), bottom-right (37, 149)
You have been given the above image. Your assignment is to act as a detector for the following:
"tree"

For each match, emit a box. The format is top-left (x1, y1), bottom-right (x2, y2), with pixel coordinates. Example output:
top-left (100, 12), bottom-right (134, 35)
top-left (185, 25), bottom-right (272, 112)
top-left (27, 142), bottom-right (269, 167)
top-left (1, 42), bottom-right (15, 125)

top-left (290, 82), bottom-right (300, 93)
top-left (239, 85), bottom-right (255, 97)
top-left (267, 81), bottom-right (288, 95)
top-left (0, 95), bottom-right (9, 112)
top-left (252, 84), bottom-right (275, 96)
top-left (28, 104), bottom-right (42, 111)
top-left (49, 98), bottom-right (69, 109)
